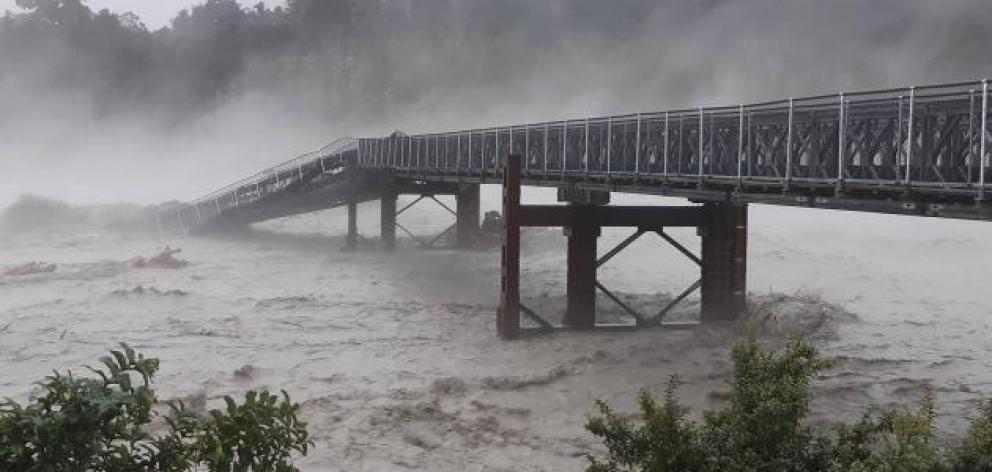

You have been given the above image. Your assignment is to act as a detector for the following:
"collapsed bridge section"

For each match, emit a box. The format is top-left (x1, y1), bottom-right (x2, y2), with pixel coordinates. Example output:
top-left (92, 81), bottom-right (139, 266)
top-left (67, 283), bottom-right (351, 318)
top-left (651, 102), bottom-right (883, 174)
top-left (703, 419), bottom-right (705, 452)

top-left (164, 138), bottom-right (371, 232)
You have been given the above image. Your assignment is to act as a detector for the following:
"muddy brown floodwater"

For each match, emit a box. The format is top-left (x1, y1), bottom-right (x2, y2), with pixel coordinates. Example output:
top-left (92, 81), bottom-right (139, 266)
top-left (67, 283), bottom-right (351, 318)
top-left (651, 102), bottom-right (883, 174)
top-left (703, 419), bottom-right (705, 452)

top-left (2, 192), bottom-right (992, 471)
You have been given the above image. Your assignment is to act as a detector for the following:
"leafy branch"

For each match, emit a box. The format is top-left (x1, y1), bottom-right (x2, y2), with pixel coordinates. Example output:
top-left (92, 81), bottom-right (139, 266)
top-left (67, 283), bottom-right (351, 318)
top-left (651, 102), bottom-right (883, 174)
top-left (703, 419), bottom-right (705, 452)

top-left (0, 343), bottom-right (313, 471)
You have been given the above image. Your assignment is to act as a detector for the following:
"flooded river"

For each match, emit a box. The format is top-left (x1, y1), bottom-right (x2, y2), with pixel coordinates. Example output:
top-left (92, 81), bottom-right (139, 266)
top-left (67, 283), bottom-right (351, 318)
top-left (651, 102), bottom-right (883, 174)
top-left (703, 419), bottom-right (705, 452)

top-left (2, 190), bottom-right (991, 471)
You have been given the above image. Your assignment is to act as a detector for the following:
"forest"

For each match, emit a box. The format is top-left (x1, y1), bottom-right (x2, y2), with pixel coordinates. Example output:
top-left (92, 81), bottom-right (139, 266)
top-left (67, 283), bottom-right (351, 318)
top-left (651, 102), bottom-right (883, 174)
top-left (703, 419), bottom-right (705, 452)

top-left (1, 0), bottom-right (677, 124)
top-left (4, 0), bottom-right (992, 130)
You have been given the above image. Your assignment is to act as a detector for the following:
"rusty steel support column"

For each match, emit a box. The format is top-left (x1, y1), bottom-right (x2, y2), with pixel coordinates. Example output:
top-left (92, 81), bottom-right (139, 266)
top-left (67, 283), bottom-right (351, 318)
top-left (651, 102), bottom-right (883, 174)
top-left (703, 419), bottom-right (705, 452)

top-left (345, 200), bottom-right (358, 250)
top-left (564, 205), bottom-right (599, 329)
top-left (498, 154), bottom-right (522, 339)
top-left (456, 183), bottom-right (481, 248)
top-left (380, 187), bottom-right (397, 251)
top-left (700, 203), bottom-right (748, 322)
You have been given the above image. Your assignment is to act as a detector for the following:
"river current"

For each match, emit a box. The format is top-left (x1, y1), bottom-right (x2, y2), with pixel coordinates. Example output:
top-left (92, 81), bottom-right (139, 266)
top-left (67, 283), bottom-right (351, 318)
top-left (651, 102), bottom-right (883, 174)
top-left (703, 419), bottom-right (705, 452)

top-left (1, 190), bottom-right (990, 471)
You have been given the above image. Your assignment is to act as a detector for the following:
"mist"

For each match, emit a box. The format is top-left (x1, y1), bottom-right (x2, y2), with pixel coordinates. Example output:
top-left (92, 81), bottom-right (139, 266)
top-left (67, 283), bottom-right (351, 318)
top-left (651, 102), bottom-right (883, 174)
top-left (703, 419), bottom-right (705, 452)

top-left (7, 3), bottom-right (992, 470)
top-left (2, 0), bottom-right (991, 207)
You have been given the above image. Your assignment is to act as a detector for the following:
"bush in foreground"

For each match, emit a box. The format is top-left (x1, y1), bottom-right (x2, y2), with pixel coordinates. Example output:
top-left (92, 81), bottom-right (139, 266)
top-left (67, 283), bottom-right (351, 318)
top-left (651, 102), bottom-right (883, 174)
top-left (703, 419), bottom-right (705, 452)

top-left (586, 338), bottom-right (992, 472)
top-left (0, 344), bottom-right (311, 471)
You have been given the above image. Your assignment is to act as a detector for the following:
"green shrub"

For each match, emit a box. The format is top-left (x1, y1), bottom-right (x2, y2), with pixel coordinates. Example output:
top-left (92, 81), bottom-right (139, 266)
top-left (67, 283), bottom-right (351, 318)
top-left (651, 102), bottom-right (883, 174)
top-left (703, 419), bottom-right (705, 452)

top-left (586, 378), bottom-right (705, 472)
top-left (951, 400), bottom-right (992, 471)
top-left (0, 344), bottom-right (312, 471)
top-left (830, 395), bottom-right (940, 472)
top-left (700, 338), bottom-right (834, 472)
top-left (586, 338), bottom-right (833, 472)
top-left (585, 337), bottom-right (992, 472)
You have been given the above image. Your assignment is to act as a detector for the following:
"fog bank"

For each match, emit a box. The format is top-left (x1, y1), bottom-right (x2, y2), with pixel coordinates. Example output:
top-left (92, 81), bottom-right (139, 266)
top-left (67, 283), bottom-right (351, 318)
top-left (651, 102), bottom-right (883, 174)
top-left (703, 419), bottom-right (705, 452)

top-left (2, 0), bottom-right (990, 206)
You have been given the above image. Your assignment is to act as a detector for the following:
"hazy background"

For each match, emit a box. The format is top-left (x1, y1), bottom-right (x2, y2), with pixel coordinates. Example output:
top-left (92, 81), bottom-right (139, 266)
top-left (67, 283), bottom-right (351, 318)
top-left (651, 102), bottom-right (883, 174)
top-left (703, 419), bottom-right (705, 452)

top-left (2, 0), bottom-right (992, 207)
top-left (0, 0), bottom-right (272, 28)
top-left (4, 5), bottom-right (992, 468)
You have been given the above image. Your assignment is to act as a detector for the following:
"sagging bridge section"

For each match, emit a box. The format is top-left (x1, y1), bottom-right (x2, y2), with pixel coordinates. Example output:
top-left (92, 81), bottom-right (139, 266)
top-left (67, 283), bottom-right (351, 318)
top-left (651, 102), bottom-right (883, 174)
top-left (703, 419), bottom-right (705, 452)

top-left (169, 80), bottom-right (992, 338)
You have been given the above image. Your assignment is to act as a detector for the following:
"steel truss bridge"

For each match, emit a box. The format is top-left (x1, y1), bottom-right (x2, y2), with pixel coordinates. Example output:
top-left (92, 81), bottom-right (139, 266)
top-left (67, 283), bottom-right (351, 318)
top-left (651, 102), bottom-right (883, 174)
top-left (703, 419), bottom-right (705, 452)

top-left (167, 80), bottom-right (992, 338)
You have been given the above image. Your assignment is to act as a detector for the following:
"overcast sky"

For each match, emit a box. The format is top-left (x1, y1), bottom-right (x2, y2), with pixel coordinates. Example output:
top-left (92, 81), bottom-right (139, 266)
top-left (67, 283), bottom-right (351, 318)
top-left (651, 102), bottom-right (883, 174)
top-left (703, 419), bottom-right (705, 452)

top-left (0, 0), bottom-right (285, 29)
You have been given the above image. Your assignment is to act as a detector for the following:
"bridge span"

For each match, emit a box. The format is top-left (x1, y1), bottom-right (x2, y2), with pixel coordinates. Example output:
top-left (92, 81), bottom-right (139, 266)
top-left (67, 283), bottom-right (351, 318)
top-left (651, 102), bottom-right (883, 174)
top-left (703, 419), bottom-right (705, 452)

top-left (167, 80), bottom-right (992, 338)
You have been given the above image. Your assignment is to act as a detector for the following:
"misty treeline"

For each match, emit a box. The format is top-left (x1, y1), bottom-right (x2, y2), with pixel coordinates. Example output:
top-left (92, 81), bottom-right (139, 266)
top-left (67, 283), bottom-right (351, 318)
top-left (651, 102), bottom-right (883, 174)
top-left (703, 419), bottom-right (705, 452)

top-left (4, 0), bottom-right (665, 123)
top-left (1, 0), bottom-right (372, 121)
top-left (4, 0), bottom-right (992, 129)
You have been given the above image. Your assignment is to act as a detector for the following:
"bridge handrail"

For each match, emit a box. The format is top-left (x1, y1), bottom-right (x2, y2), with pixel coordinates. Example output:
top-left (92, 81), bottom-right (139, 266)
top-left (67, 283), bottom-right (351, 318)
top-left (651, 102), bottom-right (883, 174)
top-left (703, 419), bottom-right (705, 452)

top-left (376, 80), bottom-right (986, 139)
top-left (354, 78), bottom-right (992, 205)
top-left (165, 137), bottom-right (358, 229)
top-left (170, 78), bottom-right (992, 230)
top-left (191, 137), bottom-right (358, 205)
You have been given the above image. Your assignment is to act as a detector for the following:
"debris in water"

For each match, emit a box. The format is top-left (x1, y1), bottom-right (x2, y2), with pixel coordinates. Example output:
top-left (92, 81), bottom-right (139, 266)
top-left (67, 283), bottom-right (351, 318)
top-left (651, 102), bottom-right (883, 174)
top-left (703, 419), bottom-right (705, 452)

top-left (470, 400), bottom-right (531, 417)
top-left (3, 261), bottom-right (57, 276)
top-left (255, 295), bottom-right (317, 309)
top-left (129, 247), bottom-right (188, 269)
top-left (233, 364), bottom-right (258, 380)
top-left (479, 365), bottom-right (573, 391)
top-left (403, 433), bottom-right (439, 450)
top-left (430, 377), bottom-right (467, 397)
top-left (111, 285), bottom-right (188, 297)
top-left (174, 390), bottom-right (208, 416)
top-left (480, 211), bottom-right (503, 235)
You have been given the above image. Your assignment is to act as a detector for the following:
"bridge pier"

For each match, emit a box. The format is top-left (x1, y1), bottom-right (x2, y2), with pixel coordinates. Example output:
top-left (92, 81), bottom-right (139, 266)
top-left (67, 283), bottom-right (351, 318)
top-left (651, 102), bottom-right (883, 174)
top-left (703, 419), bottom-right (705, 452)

top-left (564, 205), bottom-right (599, 329)
top-left (380, 187), bottom-right (397, 251)
top-left (497, 154), bottom-right (747, 339)
top-left (367, 180), bottom-right (481, 250)
top-left (456, 184), bottom-right (481, 247)
top-left (497, 156), bottom-right (522, 339)
top-left (345, 199), bottom-right (358, 250)
top-left (700, 203), bottom-right (748, 322)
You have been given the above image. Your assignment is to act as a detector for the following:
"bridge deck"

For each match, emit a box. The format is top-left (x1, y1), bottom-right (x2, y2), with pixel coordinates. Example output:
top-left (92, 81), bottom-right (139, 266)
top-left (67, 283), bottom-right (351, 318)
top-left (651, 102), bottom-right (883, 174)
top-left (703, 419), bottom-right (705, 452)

top-left (172, 80), bottom-right (992, 229)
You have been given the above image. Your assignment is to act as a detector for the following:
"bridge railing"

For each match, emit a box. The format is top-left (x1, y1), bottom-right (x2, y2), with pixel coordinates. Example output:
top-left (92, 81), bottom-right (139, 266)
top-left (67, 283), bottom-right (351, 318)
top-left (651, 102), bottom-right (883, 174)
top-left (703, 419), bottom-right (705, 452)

top-left (170, 137), bottom-right (358, 229)
top-left (168, 80), bottom-right (992, 231)
top-left (357, 80), bottom-right (991, 200)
